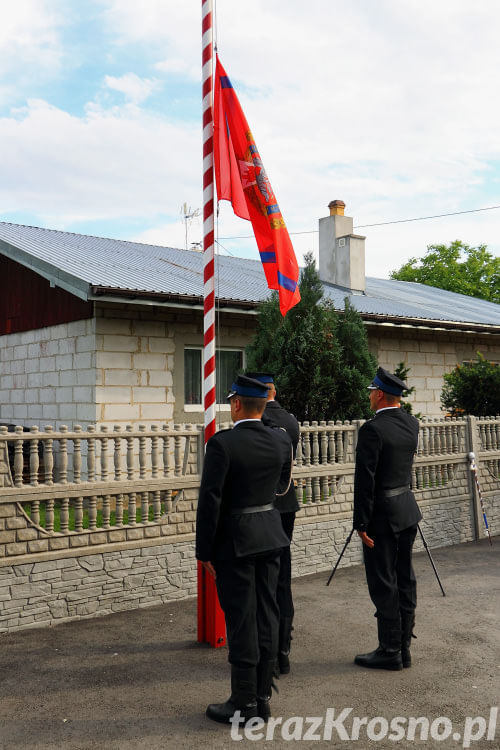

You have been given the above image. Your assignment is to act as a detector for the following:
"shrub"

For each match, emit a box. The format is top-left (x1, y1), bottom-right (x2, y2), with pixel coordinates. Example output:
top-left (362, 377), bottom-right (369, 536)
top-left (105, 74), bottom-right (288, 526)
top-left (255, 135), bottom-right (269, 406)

top-left (441, 353), bottom-right (500, 416)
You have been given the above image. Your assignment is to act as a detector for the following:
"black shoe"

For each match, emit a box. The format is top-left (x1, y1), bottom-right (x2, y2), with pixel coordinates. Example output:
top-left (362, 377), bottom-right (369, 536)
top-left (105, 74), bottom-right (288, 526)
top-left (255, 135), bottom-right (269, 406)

top-left (354, 646), bottom-right (403, 671)
top-left (206, 699), bottom-right (258, 724)
top-left (206, 665), bottom-right (258, 725)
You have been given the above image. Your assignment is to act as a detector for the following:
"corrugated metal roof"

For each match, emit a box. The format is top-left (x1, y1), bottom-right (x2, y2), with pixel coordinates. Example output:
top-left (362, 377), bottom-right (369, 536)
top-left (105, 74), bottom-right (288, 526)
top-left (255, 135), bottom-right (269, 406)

top-left (1, 221), bottom-right (499, 327)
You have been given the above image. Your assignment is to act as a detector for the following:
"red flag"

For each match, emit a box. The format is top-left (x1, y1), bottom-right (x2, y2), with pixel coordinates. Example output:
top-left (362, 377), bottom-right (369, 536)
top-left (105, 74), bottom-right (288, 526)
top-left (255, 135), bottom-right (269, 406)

top-left (213, 55), bottom-right (300, 316)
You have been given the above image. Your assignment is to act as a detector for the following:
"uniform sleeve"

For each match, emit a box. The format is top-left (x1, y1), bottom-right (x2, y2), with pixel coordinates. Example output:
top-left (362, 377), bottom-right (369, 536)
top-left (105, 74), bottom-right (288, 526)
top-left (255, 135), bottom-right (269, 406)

top-left (277, 430), bottom-right (293, 495)
top-left (288, 415), bottom-right (300, 459)
top-left (195, 437), bottom-right (230, 562)
top-left (353, 422), bottom-right (382, 531)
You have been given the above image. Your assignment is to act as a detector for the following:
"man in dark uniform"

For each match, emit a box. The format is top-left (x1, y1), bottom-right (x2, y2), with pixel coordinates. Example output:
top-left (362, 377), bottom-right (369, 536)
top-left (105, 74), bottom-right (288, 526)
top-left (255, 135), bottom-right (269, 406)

top-left (353, 367), bottom-right (422, 671)
top-left (196, 375), bottom-right (292, 724)
top-left (246, 372), bottom-right (300, 674)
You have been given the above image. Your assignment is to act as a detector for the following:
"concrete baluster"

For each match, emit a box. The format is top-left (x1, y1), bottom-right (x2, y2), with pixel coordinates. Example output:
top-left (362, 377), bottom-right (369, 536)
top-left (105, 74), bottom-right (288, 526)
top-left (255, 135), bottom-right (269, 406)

top-left (87, 425), bottom-right (96, 481)
top-left (126, 425), bottom-right (136, 525)
top-left (44, 425), bottom-right (54, 486)
top-left (60, 497), bottom-right (69, 533)
top-left (162, 424), bottom-right (172, 514)
top-left (100, 426), bottom-right (109, 482)
top-left (74, 496), bottom-right (84, 533)
top-left (59, 425), bottom-right (68, 484)
top-left (138, 425), bottom-right (149, 522)
top-left (14, 426), bottom-right (24, 488)
top-left (29, 426), bottom-right (39, 486)
top-left (73, 425), bottom-right (82, 483)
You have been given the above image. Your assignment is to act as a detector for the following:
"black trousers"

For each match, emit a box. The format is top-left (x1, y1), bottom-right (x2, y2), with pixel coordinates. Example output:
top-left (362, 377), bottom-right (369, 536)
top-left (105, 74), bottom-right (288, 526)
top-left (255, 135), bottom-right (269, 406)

top-left (214, 550), bottom-right (280, 668)
top-left (276, 511), bottom-right (295, 621)
top-left (362, 524), bottom-right (418, 621)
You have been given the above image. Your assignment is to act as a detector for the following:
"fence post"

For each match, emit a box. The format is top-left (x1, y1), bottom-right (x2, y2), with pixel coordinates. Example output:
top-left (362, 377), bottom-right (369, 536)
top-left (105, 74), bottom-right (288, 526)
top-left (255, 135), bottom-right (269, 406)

top-left (465, 415), bottom-right (481, 541)
top-left (353, 419), bottom-right (365, 454)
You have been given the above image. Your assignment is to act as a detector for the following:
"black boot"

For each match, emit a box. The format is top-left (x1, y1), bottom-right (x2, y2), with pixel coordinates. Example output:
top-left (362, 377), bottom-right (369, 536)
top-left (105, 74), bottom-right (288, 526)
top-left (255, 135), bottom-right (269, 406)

top-left (401, 611), bottom-right (416, 668)
top-left (354, 617), bottom-right (403, 671)
top-left (206, 665), bottom-right (258, 724)
top-left (278, 617), bottom-right (293, 674)
top-left (256, 659), bottom-right (278, 722)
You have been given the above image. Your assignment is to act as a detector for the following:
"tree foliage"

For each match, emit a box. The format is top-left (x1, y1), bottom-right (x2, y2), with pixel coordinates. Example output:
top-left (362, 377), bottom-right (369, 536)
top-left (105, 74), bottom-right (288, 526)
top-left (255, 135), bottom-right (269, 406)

top-left (441, 353), bottom-right (500, 416)
top-left (393, 362), bottom-right (421, 419)
top-left (390, 240), bottom-right (500, 304)
top-left (245, 253), bottom-right (376, 422)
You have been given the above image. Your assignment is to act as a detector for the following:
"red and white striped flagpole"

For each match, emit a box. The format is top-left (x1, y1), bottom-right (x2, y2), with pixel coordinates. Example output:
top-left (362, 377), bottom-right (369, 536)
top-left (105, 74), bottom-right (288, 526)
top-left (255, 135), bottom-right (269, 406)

top-left (202, 0), bottom-right (216, 444)
top-left (198, 0), bottom-right (226, 649)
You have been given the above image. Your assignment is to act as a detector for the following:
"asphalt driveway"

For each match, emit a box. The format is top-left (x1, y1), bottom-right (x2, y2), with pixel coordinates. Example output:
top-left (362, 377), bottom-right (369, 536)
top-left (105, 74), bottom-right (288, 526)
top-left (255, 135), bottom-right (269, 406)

top-left (0, 538), bottom-right (498, 750)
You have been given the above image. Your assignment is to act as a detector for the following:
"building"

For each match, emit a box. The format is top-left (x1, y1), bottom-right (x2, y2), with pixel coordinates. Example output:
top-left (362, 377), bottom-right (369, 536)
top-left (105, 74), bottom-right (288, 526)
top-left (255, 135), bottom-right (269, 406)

top-left (1, 202), bottom-right (499, 429)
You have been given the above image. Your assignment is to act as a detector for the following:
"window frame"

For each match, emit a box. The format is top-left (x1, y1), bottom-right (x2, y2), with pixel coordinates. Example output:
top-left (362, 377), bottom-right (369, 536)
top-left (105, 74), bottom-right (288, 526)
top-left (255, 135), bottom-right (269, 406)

top-left (183, 345), bottom-right (246, 411)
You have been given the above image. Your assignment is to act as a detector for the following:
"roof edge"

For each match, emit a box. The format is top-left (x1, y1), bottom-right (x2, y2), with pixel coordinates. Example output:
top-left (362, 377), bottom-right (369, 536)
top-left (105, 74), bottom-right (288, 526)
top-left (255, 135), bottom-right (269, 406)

top-left (90, 286), bottom-right (500, 334)
top-left (89, 285), bottom-right (259, 310)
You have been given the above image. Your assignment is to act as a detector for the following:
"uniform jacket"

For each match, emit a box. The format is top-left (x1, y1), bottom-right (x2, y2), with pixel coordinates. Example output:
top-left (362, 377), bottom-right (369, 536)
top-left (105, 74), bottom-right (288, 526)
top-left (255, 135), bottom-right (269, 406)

top-left (353, 407), bottom-right (422, 533)
top-left (261, 400), bottom-right (300, 514)
top-left (195, 421), bottom-right (292, 561)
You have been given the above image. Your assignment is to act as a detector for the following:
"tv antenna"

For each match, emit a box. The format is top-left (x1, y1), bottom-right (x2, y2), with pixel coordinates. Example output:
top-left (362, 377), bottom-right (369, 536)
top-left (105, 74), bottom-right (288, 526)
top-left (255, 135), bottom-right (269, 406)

top-left (181, 203), bottom-right (201, 251)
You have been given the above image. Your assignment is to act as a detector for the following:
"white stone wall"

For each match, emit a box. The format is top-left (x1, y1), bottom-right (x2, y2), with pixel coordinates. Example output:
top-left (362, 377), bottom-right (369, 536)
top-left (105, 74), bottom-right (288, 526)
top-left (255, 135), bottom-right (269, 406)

top-left (2, 309), bottom-right (499, 429)
top-left (95, 309), bottom-right (175, 428)
top-left (0, 319), bottom-right (97, 428)
top-left (368, 328), bottom-right (500, 417)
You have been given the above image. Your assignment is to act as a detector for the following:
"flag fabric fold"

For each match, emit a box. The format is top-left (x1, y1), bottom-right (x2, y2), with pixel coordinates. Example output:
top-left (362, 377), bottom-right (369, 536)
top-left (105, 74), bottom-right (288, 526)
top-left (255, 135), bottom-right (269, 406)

top-left (213, 55), bottom-right (300, 316)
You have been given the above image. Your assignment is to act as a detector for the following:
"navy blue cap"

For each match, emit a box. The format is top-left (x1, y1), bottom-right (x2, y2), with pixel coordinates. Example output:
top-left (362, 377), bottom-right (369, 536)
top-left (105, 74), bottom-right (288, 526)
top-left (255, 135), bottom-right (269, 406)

top-left (227, 374), bottom-right (270, 399)
top-left (368, 367), bottom-right (407, 396)
top-left (245, 371), bottom-right (274, 384)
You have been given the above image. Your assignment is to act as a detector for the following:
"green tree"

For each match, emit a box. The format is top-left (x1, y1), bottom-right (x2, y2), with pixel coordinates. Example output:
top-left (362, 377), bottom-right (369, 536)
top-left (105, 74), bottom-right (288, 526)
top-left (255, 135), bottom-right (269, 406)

top-left (393, 362), bottom-right (422, 419)
top-left (245, 253), bottom-right (376, 421)
top-left (390, 240), bottom-right (500, 303)
top-left (441, 353), bottom-right (500, 416)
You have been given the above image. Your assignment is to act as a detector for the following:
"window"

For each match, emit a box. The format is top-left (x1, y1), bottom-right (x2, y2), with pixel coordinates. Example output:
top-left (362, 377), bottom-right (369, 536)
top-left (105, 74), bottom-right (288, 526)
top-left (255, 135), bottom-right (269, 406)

top-left (184, 347), bottom-right (244, 406)
top-left (184, 348), bottom-right (202, 405)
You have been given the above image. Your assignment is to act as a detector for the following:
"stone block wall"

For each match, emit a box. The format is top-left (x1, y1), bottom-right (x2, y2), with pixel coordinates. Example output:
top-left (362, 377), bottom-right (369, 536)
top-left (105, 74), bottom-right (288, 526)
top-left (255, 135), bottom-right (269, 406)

top-left (2, 303), bottom-right (499, 427)
top-left (95, 308), bottom-right (176, 428)
top-left (0, 319), bottom-right (97, 428)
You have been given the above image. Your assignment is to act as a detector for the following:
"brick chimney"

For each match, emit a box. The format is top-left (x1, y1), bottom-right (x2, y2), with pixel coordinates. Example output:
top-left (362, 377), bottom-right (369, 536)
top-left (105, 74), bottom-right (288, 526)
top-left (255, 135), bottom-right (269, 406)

top-left (319, 200), bottom-right (366, 293)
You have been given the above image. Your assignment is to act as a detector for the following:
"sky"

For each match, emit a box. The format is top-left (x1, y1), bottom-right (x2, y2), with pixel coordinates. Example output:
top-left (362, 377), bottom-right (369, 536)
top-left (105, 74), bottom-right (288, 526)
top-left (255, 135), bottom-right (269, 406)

top-left (1, 0), bottom-right (499, 280)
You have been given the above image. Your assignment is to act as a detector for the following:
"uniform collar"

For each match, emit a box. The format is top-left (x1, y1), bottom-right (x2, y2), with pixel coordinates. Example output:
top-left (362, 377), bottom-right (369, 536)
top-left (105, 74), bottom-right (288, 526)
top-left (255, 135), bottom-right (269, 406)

top-left (233, 418), bottom-right (262, 428)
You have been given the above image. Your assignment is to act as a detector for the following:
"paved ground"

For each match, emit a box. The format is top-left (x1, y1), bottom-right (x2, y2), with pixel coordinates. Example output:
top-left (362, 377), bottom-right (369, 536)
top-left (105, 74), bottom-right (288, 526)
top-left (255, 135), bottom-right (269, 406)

top-left (0, 538), bottom-right (498, 750)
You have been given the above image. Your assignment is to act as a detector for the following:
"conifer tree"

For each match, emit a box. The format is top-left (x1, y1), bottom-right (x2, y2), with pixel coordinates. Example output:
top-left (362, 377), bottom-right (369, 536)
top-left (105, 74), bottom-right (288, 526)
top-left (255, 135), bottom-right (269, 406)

top-left (393, 362), bottom-right (422, 419)
top-left (246, 253), bottom-right (376, 421)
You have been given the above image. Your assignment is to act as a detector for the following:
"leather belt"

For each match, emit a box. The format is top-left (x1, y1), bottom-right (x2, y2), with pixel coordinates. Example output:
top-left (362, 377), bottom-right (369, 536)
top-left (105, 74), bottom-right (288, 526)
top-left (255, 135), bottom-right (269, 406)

top-left (382, 485), bottom-right (410, 498)
top-left (231, 503), bottom-right (274, 516)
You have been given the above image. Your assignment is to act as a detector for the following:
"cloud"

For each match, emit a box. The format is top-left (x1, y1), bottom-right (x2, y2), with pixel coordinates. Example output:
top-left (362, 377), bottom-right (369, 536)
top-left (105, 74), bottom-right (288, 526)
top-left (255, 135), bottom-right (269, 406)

top-left (154, 58), bottom-right (198, 81)
top-left (104, 73), bottom-right (159, 104)
top-left (0, 0), bottom-right (66, 99)
top-left (0, 97), bottom-right (200, 225)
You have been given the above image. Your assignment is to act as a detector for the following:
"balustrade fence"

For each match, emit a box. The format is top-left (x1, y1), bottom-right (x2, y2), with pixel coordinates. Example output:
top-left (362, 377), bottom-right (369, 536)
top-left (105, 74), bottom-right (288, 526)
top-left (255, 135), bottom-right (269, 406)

top-left (0, 416), bottom-right (498, 558)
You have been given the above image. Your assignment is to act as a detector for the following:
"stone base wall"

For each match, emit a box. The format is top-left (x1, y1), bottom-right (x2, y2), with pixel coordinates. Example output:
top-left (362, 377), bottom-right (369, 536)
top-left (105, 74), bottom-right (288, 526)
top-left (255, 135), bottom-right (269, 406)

top-left (290, 490), bottom-right (479, 579)
top-left (0, 538), bottom-right (197, 631)
top-left (2, 490), bottom-right (495, 633)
